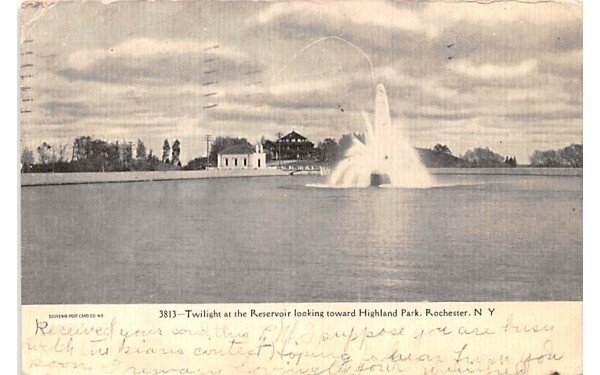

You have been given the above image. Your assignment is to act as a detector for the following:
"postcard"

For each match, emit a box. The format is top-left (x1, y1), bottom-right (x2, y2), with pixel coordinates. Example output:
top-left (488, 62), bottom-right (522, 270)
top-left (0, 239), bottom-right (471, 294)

top-left (19, 1), bottom-right (583, 374)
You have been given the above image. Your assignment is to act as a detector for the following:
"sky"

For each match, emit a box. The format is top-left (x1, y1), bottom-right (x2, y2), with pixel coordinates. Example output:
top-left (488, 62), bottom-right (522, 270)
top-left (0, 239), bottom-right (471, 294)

top-left (20, 0), bottom-right (582, 163)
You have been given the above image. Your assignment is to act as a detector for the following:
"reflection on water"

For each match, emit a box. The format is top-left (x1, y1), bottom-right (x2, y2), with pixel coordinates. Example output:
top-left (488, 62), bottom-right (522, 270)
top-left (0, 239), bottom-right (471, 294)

top-left (21, 170), bottom-right (582, 304)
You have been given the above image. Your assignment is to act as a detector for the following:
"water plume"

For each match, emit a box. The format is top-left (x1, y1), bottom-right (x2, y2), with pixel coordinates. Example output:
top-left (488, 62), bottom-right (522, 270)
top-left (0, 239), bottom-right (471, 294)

top-left (328, 84), bottom-right (434, 188)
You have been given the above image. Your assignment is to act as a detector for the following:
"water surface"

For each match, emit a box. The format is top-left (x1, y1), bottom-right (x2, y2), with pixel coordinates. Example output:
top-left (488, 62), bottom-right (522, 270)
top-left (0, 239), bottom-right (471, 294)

top-left (21, 169), bottom-right (582, 304)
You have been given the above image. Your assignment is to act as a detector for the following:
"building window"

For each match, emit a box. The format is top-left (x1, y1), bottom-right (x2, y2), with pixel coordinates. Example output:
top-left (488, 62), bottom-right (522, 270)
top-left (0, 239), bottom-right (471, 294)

top-left (234, 158), bottom-right (238, 166)
top-left (243, 158), bottom-right (247, 166)
top-left (258, 159), bottom-right (261, 168)
top-left (225, 158), bottom-right (228, 166)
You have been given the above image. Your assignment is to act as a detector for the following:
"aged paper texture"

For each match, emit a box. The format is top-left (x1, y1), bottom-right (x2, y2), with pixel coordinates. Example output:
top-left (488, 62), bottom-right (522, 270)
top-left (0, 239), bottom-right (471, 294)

top-left (19, 0), bottom-right (583, 373)
top-left (22, 302), bottom-right (582, 375)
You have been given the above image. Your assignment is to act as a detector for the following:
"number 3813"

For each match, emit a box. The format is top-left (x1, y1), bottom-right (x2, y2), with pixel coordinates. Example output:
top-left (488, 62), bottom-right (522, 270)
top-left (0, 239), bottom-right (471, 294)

top-left (159, 310), bottom-right (177, 318)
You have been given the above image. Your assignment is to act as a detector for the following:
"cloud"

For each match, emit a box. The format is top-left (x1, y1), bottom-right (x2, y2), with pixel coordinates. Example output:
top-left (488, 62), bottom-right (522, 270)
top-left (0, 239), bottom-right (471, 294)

top-left (453, 59), bottom-right (538, 79)
top-left (60, 37), bottom-right (260, 87)
top-left (421, 1), bottom-right (580, 30)
top-left (267, 77), bottom-right (338, 97)
top-left (66, 38), bottom-right (245, 71)
top-left (538, 49), bottom-right (582, 78)
top-left (253, 1), bottom-right (581, 41)
top-left (254, 1), bottom-right (429, 36)
top-left (19, 0), bottom-right (582, 163)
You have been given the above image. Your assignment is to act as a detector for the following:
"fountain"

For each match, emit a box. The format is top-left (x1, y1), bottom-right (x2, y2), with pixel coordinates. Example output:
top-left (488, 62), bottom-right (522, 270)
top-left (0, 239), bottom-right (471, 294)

top-left (328, 84), bottom-right (434, 188)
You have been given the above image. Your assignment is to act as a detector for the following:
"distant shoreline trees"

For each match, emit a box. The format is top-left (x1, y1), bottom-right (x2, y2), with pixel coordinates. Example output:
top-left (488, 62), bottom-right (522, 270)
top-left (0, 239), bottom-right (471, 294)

top-left (171, 139), bottom-right (181, 167)
top-left (461, 147), bottom-right (505, 167)
top-left (530, 144), bottom-right (582, 168)
top-left (457, 147), bottom-right (520, 168)
top-left (433, 144), bottom-right (452, 155)
top-left (20, 134), bottom-right (583, 173)
top-left (21, 136), bottom-right (182, 173)
top-left (162, 139), bottom-right (171, 164)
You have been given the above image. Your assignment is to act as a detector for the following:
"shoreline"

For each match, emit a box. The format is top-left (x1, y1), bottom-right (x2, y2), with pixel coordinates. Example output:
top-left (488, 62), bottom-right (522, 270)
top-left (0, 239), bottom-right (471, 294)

top-left (20, 167), bottom-right (582, 187)
top-left (20, 168), bottom-right (289, 187)
top-left (428, 167), bottom-right (582, 177)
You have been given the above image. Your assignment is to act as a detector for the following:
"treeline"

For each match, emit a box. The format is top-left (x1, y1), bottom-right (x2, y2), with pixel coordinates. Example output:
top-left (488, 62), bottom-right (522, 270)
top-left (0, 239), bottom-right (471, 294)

top-left (461, 147), bottom-right (517, 168)
top-left (21, 136), bottom-right (182, 173)
top-left (529, 144), bottom-right (582, 168)
top-left (420, 143), bottom-right (582, 168)
top-left (20, 134), bottom-right (584, 173)
top-left (422, 144), bottom-right (519, 167)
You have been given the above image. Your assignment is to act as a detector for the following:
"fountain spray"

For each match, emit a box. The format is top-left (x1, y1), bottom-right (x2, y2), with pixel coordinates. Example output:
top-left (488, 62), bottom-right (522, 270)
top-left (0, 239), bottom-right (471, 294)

top-left (328, 84), bottom-right (433, 188)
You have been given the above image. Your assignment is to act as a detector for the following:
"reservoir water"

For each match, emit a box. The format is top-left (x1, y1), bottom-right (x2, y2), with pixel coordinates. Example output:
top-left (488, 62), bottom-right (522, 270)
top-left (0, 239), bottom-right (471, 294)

top-left (21, 169), bottom-right (582, 304)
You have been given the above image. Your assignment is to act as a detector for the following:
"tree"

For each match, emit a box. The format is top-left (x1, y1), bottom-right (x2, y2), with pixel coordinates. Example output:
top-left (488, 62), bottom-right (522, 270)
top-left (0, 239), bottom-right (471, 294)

top-left (58, 144), bottom-right (69, 162)
top-left (49, 148), bottom-right (58, 164)
top-left (162, 139), bottom-right (171, 163)
top-left (36, 142), bottom-right (52, 164)
top-left (262, 139), bottom-right (277, 162)
top-left (122, 142), bottom-right (133, 169)
top-left (134, 149), bottom-right (160, 171)
top-left (88, 139), bottom-right (111, 172)
top-left (530, 150), bottom-right (560, 167)
top-left (72, 136), bottom-right (93, 162)
top-left (276, 132), bottom-right (283, 160)
top-left (71, 138), bottom-right (117, 172)
top-left (183, 157), bottom-right (208, 170)
top-left (147, 152), bottom-right (160, 169)
top-left (529, 144), bottom-right (582, 167)
top-left (171, 139), bottom-right (181, 166)
top-left (316, 138), bottom-right (338, 162)
top-left (21, 147), bottom-right (35, 172)
top-left (504, 156), bottom-right (517, 167)
top-left (107, 142), bottom-right (121, 170)
top-left (433, 144), bottom-right (452, 155)
top-left (52, 136), bottom-right (152, 172)
top-left (209, 136), bottom-right (251, 166)
top-left (461, 147), bottom-right (504, 167)
top-left (136, 139), bottom-right (147, 160)
top-left (561, 144), bottom-right (583, 168)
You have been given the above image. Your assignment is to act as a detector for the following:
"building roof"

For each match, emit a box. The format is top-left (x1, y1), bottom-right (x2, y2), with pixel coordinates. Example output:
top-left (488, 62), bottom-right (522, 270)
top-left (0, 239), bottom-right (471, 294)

top-left (280, 130), bottom-right (307, 141)
top-left (218, 144), bottom-right (256, 155)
